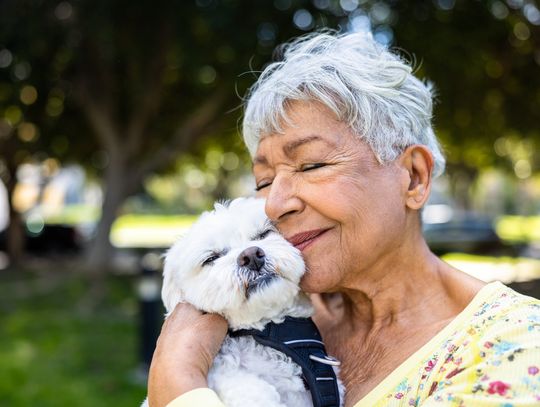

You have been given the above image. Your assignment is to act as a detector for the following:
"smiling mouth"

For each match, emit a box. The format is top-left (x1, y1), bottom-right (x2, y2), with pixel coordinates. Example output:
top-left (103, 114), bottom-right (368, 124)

top-left (286, 228), bottom-right (330, 252)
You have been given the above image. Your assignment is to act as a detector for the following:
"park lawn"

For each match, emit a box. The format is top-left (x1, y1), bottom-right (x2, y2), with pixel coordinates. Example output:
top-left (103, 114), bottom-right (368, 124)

top-left (110, 214), bottom-right (198, 248)
top-left (442, 252), bottom-right (540, 283)
top-left (38, 204), bottom-right (540, 247)
top-left (0, 253), bottom-right (539, 407)
top-left (109, 214), bottom-right (540, 248)
top-left (495, 215), bottom-right (540, 243)
top-left (0, 266), bottom-right (148, 407)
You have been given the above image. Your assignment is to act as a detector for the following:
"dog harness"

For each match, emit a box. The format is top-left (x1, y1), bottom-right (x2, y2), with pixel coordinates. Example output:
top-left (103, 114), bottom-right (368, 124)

top-left (229, 316), bottom-right (341, 407)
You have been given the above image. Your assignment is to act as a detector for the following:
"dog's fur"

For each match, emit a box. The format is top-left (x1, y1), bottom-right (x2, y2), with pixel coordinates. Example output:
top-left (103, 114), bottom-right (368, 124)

top-left (144, 197), bottom-right (344, 407)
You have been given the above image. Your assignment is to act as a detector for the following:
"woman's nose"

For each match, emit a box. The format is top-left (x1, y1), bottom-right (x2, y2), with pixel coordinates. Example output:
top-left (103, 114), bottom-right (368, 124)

top-left (264, 173), bottom-right (303, 222)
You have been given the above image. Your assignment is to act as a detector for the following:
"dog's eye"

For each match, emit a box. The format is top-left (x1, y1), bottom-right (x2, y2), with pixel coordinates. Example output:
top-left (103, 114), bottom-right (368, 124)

top-left (256, 229), bottom-right (273, 240)
top-left (202, 253), bottom-right (221, 266)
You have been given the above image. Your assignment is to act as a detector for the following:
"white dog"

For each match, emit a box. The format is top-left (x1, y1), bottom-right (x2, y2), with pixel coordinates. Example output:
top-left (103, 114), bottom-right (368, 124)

top-left (145, 197), bottom-right (344, 407)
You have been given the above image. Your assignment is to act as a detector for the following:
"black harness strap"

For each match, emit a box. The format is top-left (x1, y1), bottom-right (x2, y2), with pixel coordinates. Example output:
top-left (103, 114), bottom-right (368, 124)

top-left (229, 317), bottom-right (341, 407)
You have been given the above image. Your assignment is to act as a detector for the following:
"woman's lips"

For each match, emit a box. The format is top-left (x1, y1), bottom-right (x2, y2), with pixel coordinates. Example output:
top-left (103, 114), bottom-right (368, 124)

top-left (287, 228), bottom-right (330, 252)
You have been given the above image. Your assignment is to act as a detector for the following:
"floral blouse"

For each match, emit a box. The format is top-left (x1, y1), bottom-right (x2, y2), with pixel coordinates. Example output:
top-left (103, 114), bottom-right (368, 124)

top-left (168, 281), bottom-right (540, 407)
top-left (356, 281), bottom-right (540, 406)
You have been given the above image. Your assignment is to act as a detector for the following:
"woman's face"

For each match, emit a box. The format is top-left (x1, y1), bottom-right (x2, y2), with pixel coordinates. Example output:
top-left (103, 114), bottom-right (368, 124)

top-left (253, 101), bottom-right (411, 293)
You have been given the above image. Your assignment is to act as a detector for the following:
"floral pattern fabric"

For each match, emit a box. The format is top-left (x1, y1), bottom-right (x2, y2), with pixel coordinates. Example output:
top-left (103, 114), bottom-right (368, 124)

top-left (356, 281), bottom-right (540, 407)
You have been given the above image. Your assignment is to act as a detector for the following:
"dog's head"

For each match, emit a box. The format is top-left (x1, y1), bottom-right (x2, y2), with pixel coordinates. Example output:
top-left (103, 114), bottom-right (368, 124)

top-left (162, 197), bottom-right (307, 329)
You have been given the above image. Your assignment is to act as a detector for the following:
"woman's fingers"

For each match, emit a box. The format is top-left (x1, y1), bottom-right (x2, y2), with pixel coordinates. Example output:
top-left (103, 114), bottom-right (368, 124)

top-left (148, 303), bottom-right (227, 407)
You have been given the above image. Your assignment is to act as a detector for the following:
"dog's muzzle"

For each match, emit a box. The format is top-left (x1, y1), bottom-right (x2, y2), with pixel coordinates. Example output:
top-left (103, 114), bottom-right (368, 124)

top-left (237, 246), bottom-right (276, 298)
top-left (237, 246), bottom-right (266, 271)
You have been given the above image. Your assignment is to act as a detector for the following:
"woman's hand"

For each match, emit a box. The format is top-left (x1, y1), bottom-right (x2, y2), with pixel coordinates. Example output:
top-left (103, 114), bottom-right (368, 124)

top-left (147, 303), bottom-right (228, 407)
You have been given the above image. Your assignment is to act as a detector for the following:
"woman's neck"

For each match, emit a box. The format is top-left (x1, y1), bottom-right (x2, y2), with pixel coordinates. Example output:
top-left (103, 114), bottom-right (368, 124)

top-left (338, 239), bottom-right (479, 336)
top-left (312, 230), bottom-right (487, 406)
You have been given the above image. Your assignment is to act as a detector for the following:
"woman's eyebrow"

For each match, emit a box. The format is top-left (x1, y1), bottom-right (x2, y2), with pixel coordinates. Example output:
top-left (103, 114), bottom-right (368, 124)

top-left (283, 135), bottom-right (336, 157)
top-left (252, 134), bottom-right (337, 168)
top-left (252, 155), bottom-right (268, 168)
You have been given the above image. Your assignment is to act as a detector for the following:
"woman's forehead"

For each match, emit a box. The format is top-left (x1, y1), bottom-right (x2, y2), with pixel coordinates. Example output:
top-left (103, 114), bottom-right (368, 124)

top-left (255, 106), bottom-right (344, 151)
top-left (253, 134), bottom-right (334, 169)
top-left (258, 133), bottom-right (337, 157)
top-left (253, 127), bottom-right (370, 165)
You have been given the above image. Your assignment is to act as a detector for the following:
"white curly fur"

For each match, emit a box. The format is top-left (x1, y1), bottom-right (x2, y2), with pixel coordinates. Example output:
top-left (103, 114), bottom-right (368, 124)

top-left (142, 197), bottom-right (344, 406)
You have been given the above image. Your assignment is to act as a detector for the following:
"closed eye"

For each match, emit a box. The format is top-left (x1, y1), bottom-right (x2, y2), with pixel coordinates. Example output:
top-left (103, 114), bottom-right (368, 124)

top-left (255, 229), bottom-right (274, 240)
top-left (301, 163), bottom-right (327, 171)
top-left (255, 181), bottom-right (272, 191)
top-left (202, 253), bottom-right (221, 266)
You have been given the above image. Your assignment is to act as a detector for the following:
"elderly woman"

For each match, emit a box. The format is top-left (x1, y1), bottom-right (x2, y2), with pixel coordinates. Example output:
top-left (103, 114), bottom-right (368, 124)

top-left (148, 32), bottom-right (540, 406)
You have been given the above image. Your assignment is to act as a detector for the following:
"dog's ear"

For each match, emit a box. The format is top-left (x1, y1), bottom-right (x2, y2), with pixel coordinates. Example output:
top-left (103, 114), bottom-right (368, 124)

top-left (161, 266), bottom-right (184, 315)
top-left (213, 199), bottom-right (231, 211)
top-left (161, 244), bottom-right (186, 314)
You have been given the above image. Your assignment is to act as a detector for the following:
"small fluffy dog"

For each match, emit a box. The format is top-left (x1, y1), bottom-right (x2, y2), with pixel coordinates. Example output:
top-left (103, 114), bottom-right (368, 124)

top-left (146, 197), bottom-right (344, 407)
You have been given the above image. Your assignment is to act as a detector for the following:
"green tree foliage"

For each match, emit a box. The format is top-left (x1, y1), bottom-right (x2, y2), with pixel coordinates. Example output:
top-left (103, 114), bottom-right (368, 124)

top-left (0, 0), bottom-right (341, 265)
top-left (388, 0), bottom-right (540, 205)
top-left (1, 0), bottom-right (539, 265)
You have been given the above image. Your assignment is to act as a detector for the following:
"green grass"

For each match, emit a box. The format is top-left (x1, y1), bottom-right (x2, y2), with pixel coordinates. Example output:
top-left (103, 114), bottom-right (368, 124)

top-left (40, 205), bottom-right (540, 248)
top-left (112, 214), bottom-right (198, 229)
top-left (110, 214), bottom-right (198, 248)
top-left (0, 267), bottom-right (148, 407)
top-left (42, 204), bottom-right (101, 225)
top-left (442, 252), bottom-right (538, 264)
top-left (40, 205), bottom-right (198, 248)
top-left (496, 215), bottom-right (540, 243)
top-left (441, 252), bottom-right (540, 284)
top-left (1, 254), bottom-right (539, 407)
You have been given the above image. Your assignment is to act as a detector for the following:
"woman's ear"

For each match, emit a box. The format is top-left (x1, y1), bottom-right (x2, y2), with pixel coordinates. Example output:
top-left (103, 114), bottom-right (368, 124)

top-left (400, 145), bottom-right (434, 210)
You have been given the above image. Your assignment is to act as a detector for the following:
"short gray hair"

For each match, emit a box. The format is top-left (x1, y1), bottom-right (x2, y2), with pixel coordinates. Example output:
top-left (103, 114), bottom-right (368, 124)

top-left (242, 31), bottom-right (445, 178)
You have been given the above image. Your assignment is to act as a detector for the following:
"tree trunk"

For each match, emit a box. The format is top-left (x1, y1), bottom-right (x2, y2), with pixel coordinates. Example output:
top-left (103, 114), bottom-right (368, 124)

top-left (5, 162), bottom-right (25, 267)
top-left (77, 85), bottom-right (228, 270)
top-left (6, 203), bottom-right (25, 266)
top-left (86, 155), bottom-right (129, 270)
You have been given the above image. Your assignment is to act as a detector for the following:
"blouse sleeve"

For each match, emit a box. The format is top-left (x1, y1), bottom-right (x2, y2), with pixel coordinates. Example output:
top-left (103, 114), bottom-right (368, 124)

top-left (166, 388), bottom-right (226, 407)
top-left (423, 301), bottom-right (540, 406)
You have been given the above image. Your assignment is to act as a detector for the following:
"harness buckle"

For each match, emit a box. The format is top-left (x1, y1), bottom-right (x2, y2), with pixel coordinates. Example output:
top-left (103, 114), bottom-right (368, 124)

top-left (309, 354), bottom-right (341, 366)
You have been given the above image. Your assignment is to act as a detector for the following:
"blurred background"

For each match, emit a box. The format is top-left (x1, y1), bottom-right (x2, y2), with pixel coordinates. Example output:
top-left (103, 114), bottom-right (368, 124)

top-left (1, 0), bottom-right (539, 405)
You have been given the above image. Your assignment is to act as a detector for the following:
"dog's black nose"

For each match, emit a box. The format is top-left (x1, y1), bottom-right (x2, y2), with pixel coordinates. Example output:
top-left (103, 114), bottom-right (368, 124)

top-left (237, 246), bottom-right (266, 271)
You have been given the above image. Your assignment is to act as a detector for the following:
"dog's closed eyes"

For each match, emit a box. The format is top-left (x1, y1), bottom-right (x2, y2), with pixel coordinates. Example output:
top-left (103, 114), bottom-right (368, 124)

top-left (199, 224), bottom-right (276, 267)
top-left (256, 228), bottom-right (275, 240)
top-left (201, 251), bottom-right (226, 266)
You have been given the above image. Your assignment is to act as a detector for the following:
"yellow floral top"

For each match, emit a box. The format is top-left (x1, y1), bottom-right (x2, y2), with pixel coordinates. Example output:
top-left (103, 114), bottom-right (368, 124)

top-left (167, 281), bottom-right (540, 407)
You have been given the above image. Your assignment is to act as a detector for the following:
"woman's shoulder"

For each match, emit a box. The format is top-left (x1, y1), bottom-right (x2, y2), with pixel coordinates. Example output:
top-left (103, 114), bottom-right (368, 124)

top-left (419, 283), bottom-right (540, 405)
top-left (468, 281), bottom-right (540, 340)
top-left (349, 282), bottom-right (540, 406)
top-left (428, 281), bottom-right (540, 369)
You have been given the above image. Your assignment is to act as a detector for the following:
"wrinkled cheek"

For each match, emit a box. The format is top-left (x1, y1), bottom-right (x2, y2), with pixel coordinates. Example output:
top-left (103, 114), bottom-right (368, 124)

top-left (298, 255), bottom-right (337, 293)
top-left (298, 273), bottom-right (317, 292)
top-left (299, 272), bottom-right (332, 293)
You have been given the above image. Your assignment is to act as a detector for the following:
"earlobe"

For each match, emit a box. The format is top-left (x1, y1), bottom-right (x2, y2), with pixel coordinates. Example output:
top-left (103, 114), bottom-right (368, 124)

top-left (402, 146), bottom-right (434, 210)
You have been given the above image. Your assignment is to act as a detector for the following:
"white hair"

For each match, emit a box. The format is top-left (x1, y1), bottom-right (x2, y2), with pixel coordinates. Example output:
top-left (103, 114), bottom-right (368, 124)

top-left (242, 31), bottom-right (445, 178)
